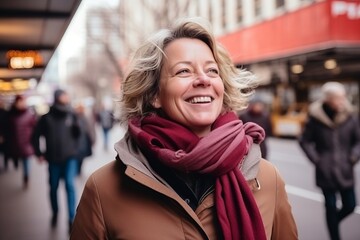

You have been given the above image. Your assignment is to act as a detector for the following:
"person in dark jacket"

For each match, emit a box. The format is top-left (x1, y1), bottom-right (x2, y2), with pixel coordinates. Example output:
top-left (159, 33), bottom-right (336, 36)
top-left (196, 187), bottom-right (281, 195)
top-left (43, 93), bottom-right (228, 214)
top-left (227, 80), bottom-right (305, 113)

top-left (299, 81), bottom-right (360, 240)
top-left (239, 96), bottom-right (272, 159)
top-left (5, 95), bottom-right (36, 188)
top-left (31, 89), bottom-right (80, 233)
top-left (96, 104), bottom-right (114, 151)
top-left (74, 103), bottom-right (96, 175)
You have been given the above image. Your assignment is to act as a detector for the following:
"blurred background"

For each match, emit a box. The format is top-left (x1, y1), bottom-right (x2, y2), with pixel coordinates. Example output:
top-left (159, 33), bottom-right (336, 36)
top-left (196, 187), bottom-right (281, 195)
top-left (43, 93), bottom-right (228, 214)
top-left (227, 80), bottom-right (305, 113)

top-left (0, 0), bottom-right (360, 239)
top-left (1, 0), bottom-right (360, 136)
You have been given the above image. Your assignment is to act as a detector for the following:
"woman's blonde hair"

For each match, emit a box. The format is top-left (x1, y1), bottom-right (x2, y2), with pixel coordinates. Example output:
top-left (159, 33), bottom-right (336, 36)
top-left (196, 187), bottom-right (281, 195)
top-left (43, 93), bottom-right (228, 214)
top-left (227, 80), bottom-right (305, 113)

top-left (119, 17), bottom-right (257, 123)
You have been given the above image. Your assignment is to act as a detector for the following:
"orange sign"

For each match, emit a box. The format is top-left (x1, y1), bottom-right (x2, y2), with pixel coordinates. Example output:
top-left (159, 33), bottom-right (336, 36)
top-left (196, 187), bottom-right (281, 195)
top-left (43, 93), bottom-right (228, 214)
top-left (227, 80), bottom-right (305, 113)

top-left (6, 50), bottom-right (43, 69)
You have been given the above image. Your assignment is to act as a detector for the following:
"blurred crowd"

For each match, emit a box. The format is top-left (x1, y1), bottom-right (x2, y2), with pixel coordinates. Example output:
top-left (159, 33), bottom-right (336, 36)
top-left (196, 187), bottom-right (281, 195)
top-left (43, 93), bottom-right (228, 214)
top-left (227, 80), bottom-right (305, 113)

top-left (0, 89), bottom-right (116, 234)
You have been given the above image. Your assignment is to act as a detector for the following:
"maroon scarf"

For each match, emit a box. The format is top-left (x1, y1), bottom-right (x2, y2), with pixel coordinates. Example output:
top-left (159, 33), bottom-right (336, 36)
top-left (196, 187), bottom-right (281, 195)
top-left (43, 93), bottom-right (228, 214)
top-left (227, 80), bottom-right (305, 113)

top-left (128, 112), bottom-right (267, 240)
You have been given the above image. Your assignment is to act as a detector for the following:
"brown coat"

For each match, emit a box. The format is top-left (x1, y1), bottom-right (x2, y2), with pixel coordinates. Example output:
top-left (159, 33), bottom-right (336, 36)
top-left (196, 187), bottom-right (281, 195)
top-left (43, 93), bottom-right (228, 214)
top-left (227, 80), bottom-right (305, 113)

top-left (70, 158), bottom-right (298, 240)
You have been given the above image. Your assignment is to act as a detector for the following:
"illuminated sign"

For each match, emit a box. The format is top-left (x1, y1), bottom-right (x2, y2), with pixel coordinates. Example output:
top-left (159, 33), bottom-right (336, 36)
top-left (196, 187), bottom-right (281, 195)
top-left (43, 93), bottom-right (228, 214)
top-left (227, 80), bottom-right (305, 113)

top-left (6, 50), bottom-right (43, 69)
top-left (0, 79), bottom-right (32, 92)
top-left (332, 1), bottom-right (360, 19)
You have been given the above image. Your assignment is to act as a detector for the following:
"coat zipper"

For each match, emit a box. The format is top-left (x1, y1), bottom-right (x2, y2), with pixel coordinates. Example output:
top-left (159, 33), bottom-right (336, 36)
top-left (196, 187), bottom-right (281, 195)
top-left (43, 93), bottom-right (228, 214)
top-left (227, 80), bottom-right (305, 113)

top-left (199, 186), bottom-right (215, 204)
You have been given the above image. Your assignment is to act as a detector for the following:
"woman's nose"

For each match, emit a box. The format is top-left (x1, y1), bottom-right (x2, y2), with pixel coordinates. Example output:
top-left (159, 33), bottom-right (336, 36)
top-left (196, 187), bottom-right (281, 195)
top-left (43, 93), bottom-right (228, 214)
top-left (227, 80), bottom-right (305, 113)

top-left (193, 73), bottom-right (211, 87)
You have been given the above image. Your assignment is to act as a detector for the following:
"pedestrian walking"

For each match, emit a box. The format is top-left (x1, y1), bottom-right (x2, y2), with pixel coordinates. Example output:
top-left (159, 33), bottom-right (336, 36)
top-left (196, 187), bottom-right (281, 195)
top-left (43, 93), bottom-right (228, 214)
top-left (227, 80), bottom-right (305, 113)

top-left (31, 89), bottom-right (80, 233)
top-left (74, 103), bottom-right (96, 175)
top-left (71, 17), bottom-right (298, 240)
top-left (96, 105), bottom-right (114, 151)
top-left (239, 96), bottom-right (273, 159)
top-left (299, 81), bottom-right (360, 240)
top-left (4, 95), bottom-right (36, 188)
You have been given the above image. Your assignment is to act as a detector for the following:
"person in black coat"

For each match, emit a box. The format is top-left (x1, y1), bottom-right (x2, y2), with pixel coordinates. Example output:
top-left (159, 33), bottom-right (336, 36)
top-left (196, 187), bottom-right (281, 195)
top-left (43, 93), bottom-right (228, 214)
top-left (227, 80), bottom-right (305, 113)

top-left (96, 104), bottom-right (114, 151)
top-left (239, 96), bottom-right (272, 159)
top-left (31, 89), bottom-right (80, 233)
top-left (299, 82), bottom-right (360, 240)
top-left (74, 103), bottom-right (96, 175)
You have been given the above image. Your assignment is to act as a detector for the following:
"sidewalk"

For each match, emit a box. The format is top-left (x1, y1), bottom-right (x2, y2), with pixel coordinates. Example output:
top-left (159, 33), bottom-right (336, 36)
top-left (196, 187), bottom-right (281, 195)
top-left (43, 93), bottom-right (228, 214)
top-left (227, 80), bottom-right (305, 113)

top-left (0, 125), bottom-right (126, 240)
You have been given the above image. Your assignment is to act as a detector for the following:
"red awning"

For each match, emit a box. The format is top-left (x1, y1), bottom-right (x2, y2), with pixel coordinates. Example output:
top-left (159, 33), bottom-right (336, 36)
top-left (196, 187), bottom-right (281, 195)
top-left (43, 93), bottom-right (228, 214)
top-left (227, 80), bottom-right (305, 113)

top-left (218, 0), bottom-right (360, 65)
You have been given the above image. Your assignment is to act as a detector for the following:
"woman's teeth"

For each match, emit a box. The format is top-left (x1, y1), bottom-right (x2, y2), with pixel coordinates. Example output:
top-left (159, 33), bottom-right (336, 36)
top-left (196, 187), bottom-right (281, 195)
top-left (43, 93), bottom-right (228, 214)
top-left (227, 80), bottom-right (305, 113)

top-left (188, 96), bottom-right (212, 104)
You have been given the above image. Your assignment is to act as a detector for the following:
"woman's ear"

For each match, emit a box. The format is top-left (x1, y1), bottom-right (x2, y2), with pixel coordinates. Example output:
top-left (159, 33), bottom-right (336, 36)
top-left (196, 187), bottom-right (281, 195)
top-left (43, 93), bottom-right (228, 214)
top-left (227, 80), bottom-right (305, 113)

top-left (152, 96), bottom-right (161, 109)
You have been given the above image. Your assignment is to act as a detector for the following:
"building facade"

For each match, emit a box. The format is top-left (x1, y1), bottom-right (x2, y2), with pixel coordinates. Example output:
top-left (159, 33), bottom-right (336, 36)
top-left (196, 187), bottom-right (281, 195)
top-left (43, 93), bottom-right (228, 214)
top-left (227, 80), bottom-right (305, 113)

top-left (216, 0), bottom-right (360, 105)
top-left (213, 0), bottom-right (360, 136)
top-left (119, 0), bottom-right (360, 118)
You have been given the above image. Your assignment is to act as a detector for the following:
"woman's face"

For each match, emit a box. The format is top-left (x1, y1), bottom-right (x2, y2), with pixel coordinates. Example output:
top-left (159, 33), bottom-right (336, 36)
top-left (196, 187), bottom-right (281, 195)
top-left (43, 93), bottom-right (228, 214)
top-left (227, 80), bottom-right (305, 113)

top-left (154, 38), bottom-right (224, 137)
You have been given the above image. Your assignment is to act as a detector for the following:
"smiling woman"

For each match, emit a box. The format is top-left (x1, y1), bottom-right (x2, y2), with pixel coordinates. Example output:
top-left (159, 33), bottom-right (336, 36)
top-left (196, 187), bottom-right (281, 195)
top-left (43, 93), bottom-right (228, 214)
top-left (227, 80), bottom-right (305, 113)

top-left (70, 17), bottom-right (298, 240)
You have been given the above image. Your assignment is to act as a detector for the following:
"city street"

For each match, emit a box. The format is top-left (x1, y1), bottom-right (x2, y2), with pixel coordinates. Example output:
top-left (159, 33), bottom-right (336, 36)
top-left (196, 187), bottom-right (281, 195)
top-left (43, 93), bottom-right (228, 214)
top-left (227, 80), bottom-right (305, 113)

top-left (1, 126), bottom-right (360, 240)
top-left (1, 1), bottom-right (360, 239)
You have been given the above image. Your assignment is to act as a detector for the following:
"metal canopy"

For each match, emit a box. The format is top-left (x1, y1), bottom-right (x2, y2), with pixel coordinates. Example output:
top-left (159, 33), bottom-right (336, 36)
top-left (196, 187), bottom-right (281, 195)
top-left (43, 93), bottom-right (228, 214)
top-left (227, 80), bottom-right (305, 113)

top-left (0, 0), bottom-right (82, 90)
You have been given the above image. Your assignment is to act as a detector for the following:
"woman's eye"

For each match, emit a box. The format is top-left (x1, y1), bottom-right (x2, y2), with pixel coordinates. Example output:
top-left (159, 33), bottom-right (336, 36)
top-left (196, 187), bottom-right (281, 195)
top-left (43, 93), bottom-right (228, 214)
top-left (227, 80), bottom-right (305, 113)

top-left (209, 68), bottom-right (218, 73)
top-left (176, 69), bottom-right (190, 75)
top-left (207, 68), bottom-right (219, 76)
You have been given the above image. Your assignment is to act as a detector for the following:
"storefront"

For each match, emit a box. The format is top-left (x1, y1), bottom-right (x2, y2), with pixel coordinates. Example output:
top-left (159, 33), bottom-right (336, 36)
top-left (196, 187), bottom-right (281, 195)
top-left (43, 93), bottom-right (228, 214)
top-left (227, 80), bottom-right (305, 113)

top-left (219, 0), bottom-right (360, 136)
top-left (0, 0), bottom-right (82, 105)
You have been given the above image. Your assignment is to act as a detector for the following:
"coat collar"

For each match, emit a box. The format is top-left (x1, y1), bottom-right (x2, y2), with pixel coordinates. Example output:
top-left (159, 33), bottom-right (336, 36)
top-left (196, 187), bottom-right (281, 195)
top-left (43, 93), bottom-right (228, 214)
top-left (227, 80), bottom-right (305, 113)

top-left (308, 100), bottom-right (353, 128)
top-left (114, 134), bottom-right (171, 186)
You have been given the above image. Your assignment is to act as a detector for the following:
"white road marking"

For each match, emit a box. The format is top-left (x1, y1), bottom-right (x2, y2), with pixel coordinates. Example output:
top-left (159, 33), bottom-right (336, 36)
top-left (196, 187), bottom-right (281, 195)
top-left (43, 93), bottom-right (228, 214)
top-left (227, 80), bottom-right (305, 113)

top-left (286, 185), bottom-right (360, 215)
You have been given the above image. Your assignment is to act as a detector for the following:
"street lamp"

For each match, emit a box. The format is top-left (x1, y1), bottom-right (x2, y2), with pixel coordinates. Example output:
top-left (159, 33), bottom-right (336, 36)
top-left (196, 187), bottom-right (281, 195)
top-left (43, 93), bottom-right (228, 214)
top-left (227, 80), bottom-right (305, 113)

top-left (324, 59), bottom-right (337, 70)
top-left (291, 64), bottom-right (304, 74)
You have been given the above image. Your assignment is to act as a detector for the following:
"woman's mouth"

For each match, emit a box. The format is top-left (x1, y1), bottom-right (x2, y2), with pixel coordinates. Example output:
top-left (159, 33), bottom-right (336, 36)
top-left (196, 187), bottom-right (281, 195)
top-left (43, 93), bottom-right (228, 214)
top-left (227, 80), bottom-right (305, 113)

top-left (187, 96), bottom-right (213, 104)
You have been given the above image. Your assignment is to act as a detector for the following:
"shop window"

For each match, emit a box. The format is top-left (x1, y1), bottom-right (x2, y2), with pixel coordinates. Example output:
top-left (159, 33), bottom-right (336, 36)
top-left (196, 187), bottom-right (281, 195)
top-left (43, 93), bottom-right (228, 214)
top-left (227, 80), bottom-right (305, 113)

top-left (276, 0), bottom-right (285, 8)
top-left (221, 0), bottom-right (226, 28)
top-left (254, 0), bottom-right (261, 17)
top-left (208, 3), bottom-right (212, 23)
top-left (236, 0), bottom-right (243, 23)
